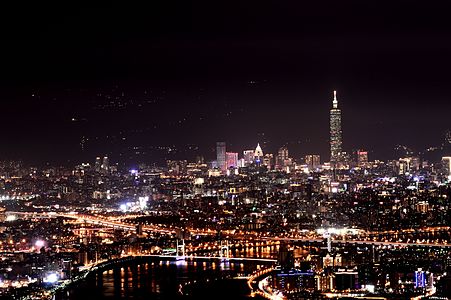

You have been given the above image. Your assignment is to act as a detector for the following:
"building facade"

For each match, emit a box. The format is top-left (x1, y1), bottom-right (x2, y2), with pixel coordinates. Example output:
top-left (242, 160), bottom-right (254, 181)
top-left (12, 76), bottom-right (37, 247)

top-left (276, 147), bottom-right (289, 170)
top-left (226, 152), bottom-right (238, 169)
top-left (216, 142), bottom-right (226, 173)
top-left (330, 90), bottom-right (343, 167)
top-left (357, 150), bottom-right (368, 167)
top-left (254, 143), bottom-right (264, 164)
top-left (305, 154), bottom-right (321, 170)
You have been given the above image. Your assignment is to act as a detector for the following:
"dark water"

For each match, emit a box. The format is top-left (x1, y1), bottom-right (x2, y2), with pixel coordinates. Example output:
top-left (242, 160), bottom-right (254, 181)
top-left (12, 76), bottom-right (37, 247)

top-left (55, 259), bottom-right (270, 300)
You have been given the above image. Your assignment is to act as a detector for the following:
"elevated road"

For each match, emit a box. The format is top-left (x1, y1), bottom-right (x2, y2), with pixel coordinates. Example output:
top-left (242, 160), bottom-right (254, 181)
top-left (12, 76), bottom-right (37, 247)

top-left (8, 211), bottom-right (451, 248)
top-left (263, 237), bottom-right (451, 248)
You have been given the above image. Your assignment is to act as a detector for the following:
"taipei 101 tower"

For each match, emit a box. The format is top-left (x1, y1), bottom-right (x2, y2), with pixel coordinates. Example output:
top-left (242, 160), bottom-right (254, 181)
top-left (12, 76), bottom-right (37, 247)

top-left (330, 90), bottom-right (343, 167)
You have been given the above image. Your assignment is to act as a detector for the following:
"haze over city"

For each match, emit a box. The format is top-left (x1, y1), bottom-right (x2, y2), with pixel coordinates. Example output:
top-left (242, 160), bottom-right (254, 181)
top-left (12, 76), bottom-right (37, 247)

top-left (1, 2), bottom-right (451, 165)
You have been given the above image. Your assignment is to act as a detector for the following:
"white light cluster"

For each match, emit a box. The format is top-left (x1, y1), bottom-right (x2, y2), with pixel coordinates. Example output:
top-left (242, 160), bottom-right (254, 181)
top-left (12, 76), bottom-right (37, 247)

top-left (120, 196), bottom-right (150, 212)
top-left (5, 215), bottom-right (16, 222)
top-left (43, 273), bottom-right (58, 283)
top-left (316, 227), bottom-right (363, 236)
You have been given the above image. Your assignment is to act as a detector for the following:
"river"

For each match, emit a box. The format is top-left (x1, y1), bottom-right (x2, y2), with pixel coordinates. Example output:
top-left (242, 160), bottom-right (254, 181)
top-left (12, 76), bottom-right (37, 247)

top-left (54, 258), bottom-right (272, 300)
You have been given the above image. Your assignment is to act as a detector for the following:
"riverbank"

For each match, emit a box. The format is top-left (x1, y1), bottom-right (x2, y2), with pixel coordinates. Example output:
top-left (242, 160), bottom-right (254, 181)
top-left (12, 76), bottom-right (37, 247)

top-left (50, 255), bottom-right (274, 300)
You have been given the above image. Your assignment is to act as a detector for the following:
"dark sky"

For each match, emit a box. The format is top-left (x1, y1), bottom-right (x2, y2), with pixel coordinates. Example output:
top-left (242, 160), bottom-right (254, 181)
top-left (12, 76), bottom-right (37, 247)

top-left (1, 1), bottom-right (451, 165)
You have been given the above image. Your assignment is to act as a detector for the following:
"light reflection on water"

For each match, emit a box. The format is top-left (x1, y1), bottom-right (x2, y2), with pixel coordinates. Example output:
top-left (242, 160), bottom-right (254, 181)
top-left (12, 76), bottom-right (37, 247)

top-left (55, 258), bottom-right (270, 300)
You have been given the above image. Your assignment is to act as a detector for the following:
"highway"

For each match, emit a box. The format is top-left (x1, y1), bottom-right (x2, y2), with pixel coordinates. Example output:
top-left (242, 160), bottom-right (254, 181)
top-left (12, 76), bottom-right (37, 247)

top-left (8, 211), bottom-right (451, 248)
top-left (264, 237), bottom-right (451, 248)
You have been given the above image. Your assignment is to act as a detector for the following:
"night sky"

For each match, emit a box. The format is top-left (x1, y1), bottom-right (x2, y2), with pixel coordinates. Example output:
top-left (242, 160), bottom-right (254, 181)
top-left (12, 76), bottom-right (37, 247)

top-left (1, 2), bottom-right (451, 165)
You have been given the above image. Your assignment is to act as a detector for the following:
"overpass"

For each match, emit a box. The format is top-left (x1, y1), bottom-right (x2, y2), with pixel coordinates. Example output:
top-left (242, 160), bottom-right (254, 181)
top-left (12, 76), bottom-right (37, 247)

top-left (263, 236), bottom-right (451, 248)
top-left (8, 211), bottom-right (451, 248)
top-left (8, 211), bottom-right (175, 234)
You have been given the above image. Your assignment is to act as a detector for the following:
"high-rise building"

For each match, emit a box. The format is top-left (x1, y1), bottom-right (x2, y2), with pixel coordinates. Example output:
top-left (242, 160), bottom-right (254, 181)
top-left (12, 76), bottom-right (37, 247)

top-left (357, 150), bottom-right (368, 167)
top-left (216, 142), bottom-right (227, 173)
top-left (195, 156), bottom-right (204, 164)
top-left (95, 157), bottom-right (101, 172)
top-left (226, 152), bottom-right (238, 169)
top-left (330, 90), bottom-right (343, 166)
top-left (243, 150), bottom-right (254, 166)
top-left (101, 156), bottom-right (109, 174)
top-left (263, 153), bottom-right (274, 170)
top-left (442, 157), bottom-right (451, 178)
top-left (397, 158), bottom-right (410, 175)
top-left (278, 147), bottom-right (289, 160)
top-left (167, 160), bottom-right (188, 175)
top-left (445, 130), bottom-right (451, 145)
top-left (254, 143), bottom-right (264, 163)
top-left (397, 156), bottom-right (420, 175)
top-left (276, 147), bottom-right (289, 170)
top-left (305, 154), bottom-right (321, 170)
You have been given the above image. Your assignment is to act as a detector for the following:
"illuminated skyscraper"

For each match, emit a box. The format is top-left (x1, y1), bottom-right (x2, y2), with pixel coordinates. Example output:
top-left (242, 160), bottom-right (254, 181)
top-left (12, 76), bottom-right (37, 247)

top-left (243, 150), bottom-right (254, 166)
top-left (216, 142), bottom-right (227, 173)
top-left (95, 157), bottom-right (102, 172)
top-left (254, 143), bottom-right (264, 164)
top-left (101, 156), bottom-right (109, 174)
top-left (278, 147), bottom-right (289, 160)
top-left (357, 150), bottom-right (368, 167)
top-left (226, 152), bottom-right (238, 169)
top-left (330, 90), bottom-right (343, 166)
top-left (305, 154), bottom-right (321, 170)
top-left (276, 147), bottom-right (289, 170)
top-left (442, 156), bottom-right (451, 178)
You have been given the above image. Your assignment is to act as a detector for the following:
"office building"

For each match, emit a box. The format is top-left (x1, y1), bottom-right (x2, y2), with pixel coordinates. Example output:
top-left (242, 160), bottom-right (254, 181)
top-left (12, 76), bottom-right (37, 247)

top-left (276, 147), bottom-right (289, 170)
top-left (243, 150), bottom-right (254, 166)
top-left (101, 156), bottom-right (109, 174)
top-left (226, 152), bottom-right (238, 169)
top-left (442, 156), bottom-right (451, 179)
top-left (357, 150), bottom-right (368, 167)
top-left (305, 154), bottom-right (321, 170)
top-left (216, 142), bottom-right (226, 173)
top-left (330, 90), bottom-right (343, 167)
top-left (263, 153), bottom-right (274, 170)
top-left (94, 157), bottom-right (102, 172)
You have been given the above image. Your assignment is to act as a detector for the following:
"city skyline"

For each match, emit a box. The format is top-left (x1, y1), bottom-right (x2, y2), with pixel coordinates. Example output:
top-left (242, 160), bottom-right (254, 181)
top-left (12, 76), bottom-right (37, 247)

top-left (1, 3), bottom-right (451, 164)
top-left (1, 84), bottom-right (451, 167)
top-left (2, 3), bottom-right (451, 299)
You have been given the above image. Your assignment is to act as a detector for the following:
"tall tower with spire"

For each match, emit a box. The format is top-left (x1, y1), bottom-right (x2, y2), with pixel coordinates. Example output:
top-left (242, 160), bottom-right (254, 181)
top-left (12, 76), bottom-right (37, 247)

top-left (330, 90), bottom-right (343, 166)
top-left (254, 143), bottom-right (264, 162)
